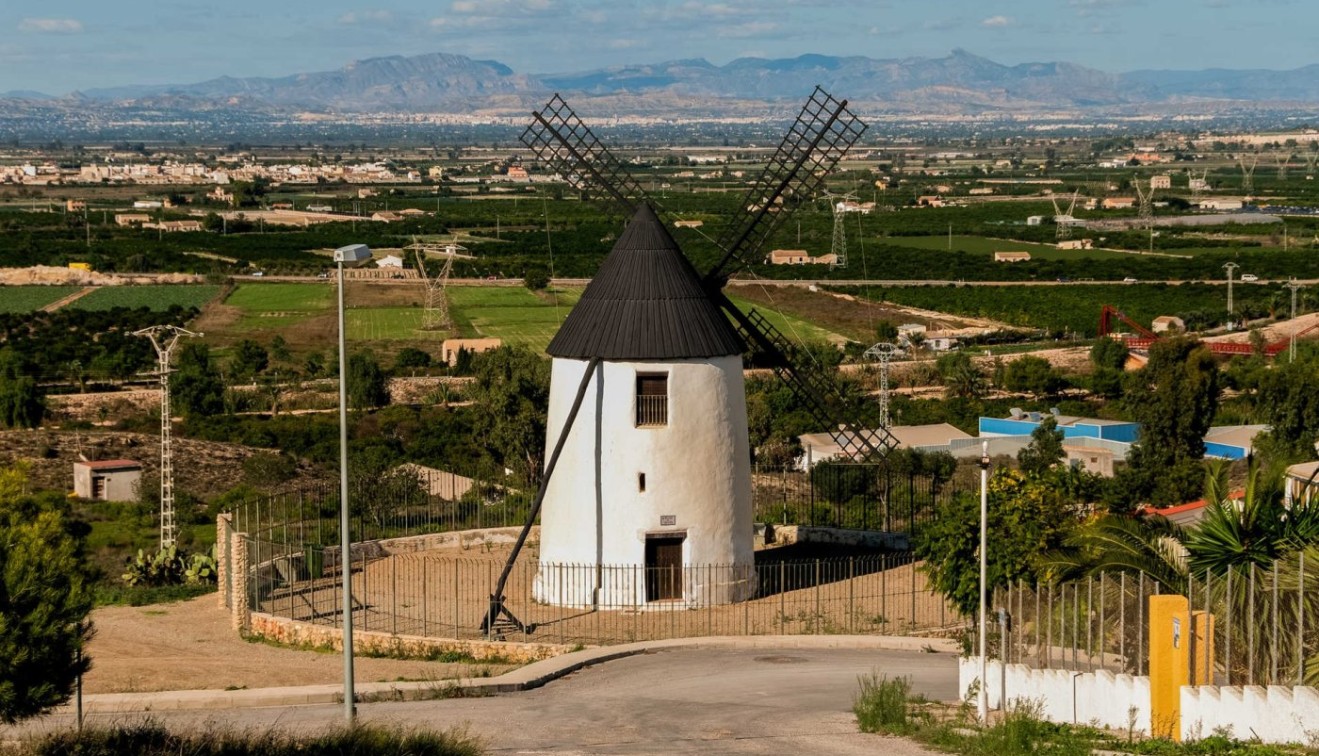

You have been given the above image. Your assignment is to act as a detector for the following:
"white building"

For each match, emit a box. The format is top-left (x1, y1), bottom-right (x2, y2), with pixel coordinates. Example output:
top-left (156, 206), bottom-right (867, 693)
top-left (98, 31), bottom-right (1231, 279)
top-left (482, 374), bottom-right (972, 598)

top-left (73, 459), bottom-right (142, 502)
top-left (375, 254), bottom-right (405, 269)
top-left (533, 205), bottom-right (755, 608)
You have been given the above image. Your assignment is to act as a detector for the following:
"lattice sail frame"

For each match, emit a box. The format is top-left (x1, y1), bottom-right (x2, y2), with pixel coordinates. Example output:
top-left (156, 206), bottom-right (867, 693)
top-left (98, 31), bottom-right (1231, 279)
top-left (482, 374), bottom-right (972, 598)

top-left (520, 87), bottom-right (894, 459)
top-left (708, 86), bottom-right (867, 281)
top-left (521, 94), bottom-right (648, 217)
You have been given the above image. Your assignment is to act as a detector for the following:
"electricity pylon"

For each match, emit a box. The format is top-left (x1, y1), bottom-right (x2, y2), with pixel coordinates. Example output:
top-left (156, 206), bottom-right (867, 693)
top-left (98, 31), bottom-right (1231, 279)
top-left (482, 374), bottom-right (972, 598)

top-left (134, 325), bottom-right (201, 549)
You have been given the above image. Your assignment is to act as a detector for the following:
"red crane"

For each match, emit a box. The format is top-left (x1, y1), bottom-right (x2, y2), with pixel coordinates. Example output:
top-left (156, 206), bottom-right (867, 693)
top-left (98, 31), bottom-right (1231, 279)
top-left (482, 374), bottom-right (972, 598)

top-left (1097, 304), bottom-right (1319, 357)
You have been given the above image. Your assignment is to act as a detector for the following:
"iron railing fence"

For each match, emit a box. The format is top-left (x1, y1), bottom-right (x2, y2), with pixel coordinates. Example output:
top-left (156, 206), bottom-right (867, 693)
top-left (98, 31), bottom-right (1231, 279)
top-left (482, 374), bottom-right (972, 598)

top-left (977, 554), bottom-right (1319, 687)
top-left (230, 463), bottom-right (962, 552)
top-left (635, 394), bottom-right (668, 427)
top-left (751, 462), bottom-right (961, 536)
top-left (240, 539), bottom-right (961, 647)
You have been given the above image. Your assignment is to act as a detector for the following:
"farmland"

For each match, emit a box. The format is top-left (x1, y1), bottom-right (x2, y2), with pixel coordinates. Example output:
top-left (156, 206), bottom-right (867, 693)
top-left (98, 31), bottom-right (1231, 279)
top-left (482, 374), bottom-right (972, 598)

top-left (848, 282), bottom-right (1288, 337)
top-left (69, 285), bottom-right (223, 312)
top-left (887, 235), bottom-right (1131, 261)
top-left (0, 285), bottom-right (83, 313)
top-left (446, 285), bottom-right (582, 351)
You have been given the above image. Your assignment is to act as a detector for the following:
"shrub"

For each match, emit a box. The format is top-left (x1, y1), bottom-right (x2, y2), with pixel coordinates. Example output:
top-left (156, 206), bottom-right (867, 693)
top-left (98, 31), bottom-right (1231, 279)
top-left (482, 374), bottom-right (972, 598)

top-left (15, 721), bottom-right (484, 756)
top-left (121, 545), bottom-right (217, 588)
top-left (853, 673), bottom-right (921, 735)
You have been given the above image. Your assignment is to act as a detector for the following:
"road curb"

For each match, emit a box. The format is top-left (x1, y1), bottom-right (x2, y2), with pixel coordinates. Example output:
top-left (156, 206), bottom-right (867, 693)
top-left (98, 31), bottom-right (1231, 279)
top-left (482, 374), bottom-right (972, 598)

top-left (65, 635), bottom-right (958, 714)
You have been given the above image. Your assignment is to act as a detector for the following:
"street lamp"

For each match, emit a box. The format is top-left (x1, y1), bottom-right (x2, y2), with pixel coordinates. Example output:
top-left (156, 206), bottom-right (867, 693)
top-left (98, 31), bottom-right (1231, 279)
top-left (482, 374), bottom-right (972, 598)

top-left (978, 440), bottom-right (990, 723)
top-left (333, 243), bottom-right (371, 724)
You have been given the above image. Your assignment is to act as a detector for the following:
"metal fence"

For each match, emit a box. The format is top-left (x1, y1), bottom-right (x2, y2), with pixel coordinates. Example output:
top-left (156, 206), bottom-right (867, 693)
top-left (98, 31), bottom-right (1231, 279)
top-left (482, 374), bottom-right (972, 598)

top-left (240, 537), bottom-right (960, 646)
top-left (230, 462), bottom-right (961, 552)
top-left (980, 554), bottom-right (1318, 687)
top-left (751, 462), bottom-right (960, 536)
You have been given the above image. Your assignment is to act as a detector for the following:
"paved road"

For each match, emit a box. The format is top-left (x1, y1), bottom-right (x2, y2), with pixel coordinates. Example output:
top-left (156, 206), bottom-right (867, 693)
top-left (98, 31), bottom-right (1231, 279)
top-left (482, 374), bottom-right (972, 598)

top-left (27, 647), bottom-right (956, 755)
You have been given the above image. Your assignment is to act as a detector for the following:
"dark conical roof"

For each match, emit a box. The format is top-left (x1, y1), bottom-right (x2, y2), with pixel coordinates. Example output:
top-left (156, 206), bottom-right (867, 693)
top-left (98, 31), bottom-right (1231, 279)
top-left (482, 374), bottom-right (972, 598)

top-left (547, 205), bottom-right (744, 360)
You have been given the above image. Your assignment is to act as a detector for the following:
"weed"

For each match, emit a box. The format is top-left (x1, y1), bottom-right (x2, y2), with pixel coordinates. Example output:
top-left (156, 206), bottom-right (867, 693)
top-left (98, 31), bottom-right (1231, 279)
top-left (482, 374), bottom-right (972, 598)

top-left (853, 673), bottom-right (924, 735)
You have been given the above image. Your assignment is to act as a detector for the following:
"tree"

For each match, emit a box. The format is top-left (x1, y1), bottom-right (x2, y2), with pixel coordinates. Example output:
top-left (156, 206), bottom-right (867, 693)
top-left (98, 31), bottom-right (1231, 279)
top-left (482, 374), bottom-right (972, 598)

top-left (875, 320), bottom-right (899, 342)
top-left (916, 468), bottom-right (1086, 615)
top-left (1120, 337), bottom-right (1220, 508)
top-left (0, 350), bottom-right (44, 429)
top-left (1256, 358), bottom-right (1319, 457)
top-left (1092, 337), bottom-right (1134, 369)
top-left (393, 347), bottom-right (432, 371)
top-left (171, 343), bottom-right (224, 419)
top-left (1002, 355), bottom-right (1063, 397)
top-left (229, 340), bottom-right (269, 382)
top-left (0, 467), bottom-right (94, 723)
top-left (347, 351), bottom-right (390, 409)
top-left (466, 346), bottom-right (551, 487)
top-left (1018, 416), bottom-right (1065, 476)
top-left (523, 265), bottom-right (550, 291)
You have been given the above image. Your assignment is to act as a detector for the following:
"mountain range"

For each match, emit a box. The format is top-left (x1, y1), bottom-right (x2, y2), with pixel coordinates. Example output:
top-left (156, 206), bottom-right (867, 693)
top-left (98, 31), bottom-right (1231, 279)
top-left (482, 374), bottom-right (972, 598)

top-left (7, 49), bottom-right (1319, 115)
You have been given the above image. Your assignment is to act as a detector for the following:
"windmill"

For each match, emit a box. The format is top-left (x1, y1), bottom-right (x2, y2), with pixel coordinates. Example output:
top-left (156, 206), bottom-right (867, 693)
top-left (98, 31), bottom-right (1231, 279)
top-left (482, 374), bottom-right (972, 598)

top-left (482, 87), bottom-right (895, 636)
top-left (133, 325), bottom-right (201, 549)
top-left (820, 190), bottom-right (858, 269)
top-left (406, 240), bottom-right (465, 330)
top-left (1050, 190), bottom-right (1080, 241)
top-left (1239, 154), bottom-right (1258, 196)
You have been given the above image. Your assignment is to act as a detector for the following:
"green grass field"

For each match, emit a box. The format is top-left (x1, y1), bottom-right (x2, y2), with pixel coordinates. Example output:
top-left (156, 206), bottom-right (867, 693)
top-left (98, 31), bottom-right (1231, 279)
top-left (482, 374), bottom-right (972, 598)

top-left (223, 282), bottom-right (333, 329)
top-left (347, 307), bottom-right (442, 341)
top-left (69, 285), bottom-right (223, 312)
top-left (447, 286), bottom-right (582, 351)
top-left (0, 285), bottom-right (83, 313)
top-left (724, 293), bottom-right (846, 344)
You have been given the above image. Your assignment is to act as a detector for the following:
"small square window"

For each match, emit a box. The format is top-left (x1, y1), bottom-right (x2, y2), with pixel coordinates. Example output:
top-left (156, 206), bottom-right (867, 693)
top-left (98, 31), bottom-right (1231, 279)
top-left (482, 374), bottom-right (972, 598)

top-left (636, 373), bottom-right (668, 427)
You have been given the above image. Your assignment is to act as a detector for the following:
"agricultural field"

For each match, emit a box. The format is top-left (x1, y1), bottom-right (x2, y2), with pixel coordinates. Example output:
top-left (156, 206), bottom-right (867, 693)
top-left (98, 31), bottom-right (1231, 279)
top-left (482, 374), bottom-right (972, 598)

top-left (447, 285), bottom-right (582, 351)
top-left (723, 292), bottom-right (848, 345)
top-left (850, 282), bottom-right (1291, 337)
top-left (0, 285), bottom-right (83, 313)
top-left (223, 282), bottom-right (333, 329)
top-left (887, 234), bottom-right (1132, 261)
top-left (70, 285), bottom-right (223, 312)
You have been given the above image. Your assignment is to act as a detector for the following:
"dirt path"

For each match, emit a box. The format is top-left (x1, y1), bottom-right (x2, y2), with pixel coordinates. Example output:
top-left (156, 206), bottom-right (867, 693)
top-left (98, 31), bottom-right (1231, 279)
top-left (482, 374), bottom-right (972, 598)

top-left (41, 286), bottom-right (97, 312)
top-left (82, 594), bottom-right (517, 694)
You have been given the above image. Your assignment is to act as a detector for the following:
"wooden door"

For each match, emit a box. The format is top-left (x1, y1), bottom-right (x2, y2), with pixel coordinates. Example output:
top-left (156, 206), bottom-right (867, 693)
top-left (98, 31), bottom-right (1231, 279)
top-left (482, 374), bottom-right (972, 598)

top-left (645, 536), bottom-right (684, 601)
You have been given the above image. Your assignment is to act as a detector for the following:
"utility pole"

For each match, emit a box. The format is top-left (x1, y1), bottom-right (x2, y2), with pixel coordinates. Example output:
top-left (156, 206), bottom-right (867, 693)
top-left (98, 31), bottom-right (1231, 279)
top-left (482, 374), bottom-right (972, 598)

top-left (133, 325), bottom-right (202, 549)
top-left (1223, 262), bottom-right (1239, 315)
top-left (1286, 280), bottom-right (1306, 363)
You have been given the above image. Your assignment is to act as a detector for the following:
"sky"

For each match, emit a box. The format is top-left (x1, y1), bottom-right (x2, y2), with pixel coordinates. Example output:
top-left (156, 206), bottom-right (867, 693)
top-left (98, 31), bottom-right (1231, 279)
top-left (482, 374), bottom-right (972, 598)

top-left (0, 0), bottom-right (1312, 94)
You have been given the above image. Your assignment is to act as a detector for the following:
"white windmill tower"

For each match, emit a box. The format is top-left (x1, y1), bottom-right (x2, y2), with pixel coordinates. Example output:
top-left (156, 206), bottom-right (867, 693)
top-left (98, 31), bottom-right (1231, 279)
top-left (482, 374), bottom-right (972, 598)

top-left (532, 205), bottom-right (755, 608)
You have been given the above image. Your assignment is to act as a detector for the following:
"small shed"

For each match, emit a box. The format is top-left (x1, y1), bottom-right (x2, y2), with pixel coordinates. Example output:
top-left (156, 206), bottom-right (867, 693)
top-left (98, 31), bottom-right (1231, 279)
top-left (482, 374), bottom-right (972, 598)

top-left (1151, 315), bottom-right (1185, 333)
top-left (375, 254), bottom-right (405, 269)
top-left (441, 337), bottom-right (503, 365)
top-left (994, 251), bottom-right (1031, 263)
top-left (73, 459), bottom-right (142, 502)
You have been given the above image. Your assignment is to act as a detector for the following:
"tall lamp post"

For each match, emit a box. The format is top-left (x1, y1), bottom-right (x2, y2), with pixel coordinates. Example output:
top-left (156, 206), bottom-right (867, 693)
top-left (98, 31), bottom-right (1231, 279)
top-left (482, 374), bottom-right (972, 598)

top-left (333, 243), bottom-right (372, 724)
top-left (978, 440), bottom-right (990, 723)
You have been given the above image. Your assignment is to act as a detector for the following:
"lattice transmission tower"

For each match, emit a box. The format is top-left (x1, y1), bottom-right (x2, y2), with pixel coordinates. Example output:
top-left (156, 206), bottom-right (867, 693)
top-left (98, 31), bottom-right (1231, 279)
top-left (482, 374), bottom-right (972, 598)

top-left (821, 191), bottom-right (858, 269)
top-left (863, 342), bottom-right (903, 429)
top-left (134, 325), bottom-right (200, 549)
top-left (1239, 154), bottom-right (1258, 196)
top-left (407, 241), bottom-right (464, 330)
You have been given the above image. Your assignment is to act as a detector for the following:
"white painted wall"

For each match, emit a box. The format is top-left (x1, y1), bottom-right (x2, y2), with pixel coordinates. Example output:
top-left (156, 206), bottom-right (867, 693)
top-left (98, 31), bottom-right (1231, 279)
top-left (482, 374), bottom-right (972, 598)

top-left (962, 657), bottom-right (1319, 745)
top-left (534, 356), bottom-right (755, 607)
top-left (959, 657), bottom-right (1151, 736)
top-left (1182, 685), bottom-right (1319, 744)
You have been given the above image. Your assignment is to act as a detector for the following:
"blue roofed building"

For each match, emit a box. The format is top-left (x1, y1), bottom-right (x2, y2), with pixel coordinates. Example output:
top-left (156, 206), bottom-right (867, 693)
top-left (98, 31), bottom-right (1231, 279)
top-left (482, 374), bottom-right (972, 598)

top-left (978, 409), bottom-right (1139, 444)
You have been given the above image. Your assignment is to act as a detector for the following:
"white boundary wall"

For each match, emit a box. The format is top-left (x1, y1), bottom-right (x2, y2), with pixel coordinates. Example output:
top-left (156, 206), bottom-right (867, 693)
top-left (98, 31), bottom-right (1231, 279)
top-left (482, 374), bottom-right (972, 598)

top-left (1181, 685), bottom-right (1319, 744)
top-left (960, 657), bottom-right (1151, 735)
top-left (962, 657), bottom-right (1319, 745)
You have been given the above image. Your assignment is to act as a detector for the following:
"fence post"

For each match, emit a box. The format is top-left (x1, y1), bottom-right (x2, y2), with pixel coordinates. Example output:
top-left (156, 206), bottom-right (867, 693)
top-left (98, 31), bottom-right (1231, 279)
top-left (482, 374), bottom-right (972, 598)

top-left (779, 561), bottom-right (786, 634)
top-left (1299, 551), bottom-right (1306, 686)
top-left (1271, 561), bottom-right (1279, 685)
top-left (814, 560), bottom-right (822, 634)
top-left (848, 557), bottom-right (855, 635)
top-left (1247, 563), bottom-right (1256, 685)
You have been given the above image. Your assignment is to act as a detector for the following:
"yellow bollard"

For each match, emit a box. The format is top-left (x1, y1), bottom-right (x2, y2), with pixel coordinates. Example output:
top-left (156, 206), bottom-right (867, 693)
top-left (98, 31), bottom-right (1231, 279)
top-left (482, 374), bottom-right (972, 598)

top-left (1149, 594), bottom-right (1191, 741)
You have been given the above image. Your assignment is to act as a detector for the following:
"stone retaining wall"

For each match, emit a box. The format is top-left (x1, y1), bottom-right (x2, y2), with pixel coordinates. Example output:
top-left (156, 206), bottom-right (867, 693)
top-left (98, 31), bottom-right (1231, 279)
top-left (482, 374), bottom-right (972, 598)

top-left (247, 612), bottom-right (575, 664)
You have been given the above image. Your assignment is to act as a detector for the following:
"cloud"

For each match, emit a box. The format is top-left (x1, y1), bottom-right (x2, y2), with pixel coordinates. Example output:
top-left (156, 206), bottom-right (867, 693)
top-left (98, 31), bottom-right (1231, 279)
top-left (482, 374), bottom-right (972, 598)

top-left (717, 21), bottom-right (779, 39)
top-left (981, 15), bottom-right (1013, 28)
top-left (337, 10), bottom-right (393, 25)
top-left (18, 18), bottom-right (83, 34)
